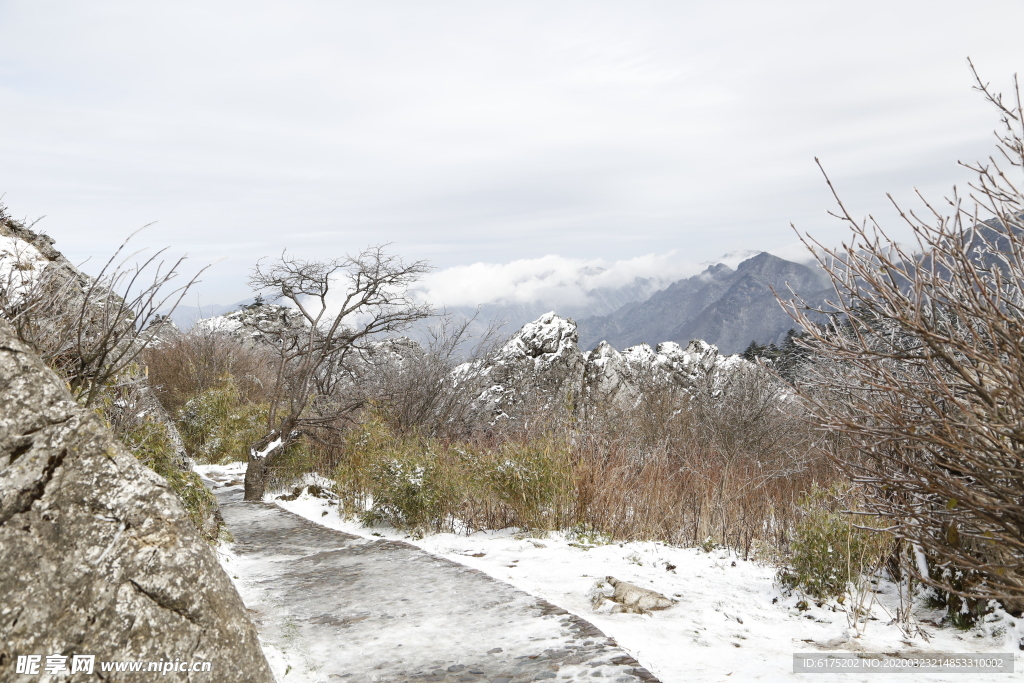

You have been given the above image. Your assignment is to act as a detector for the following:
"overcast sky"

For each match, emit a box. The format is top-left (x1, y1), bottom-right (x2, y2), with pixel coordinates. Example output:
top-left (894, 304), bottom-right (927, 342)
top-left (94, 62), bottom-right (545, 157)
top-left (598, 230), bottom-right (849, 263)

top-left (1, 1), bottom-right (1023, 309)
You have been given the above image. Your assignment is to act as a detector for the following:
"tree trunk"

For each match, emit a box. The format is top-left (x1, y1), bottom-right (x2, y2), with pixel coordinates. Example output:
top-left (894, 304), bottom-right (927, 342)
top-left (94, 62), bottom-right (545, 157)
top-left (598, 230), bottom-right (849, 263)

top-left (244, 456), bottom-right (269, 501)
top-left (244, 431), bottom-right (288, 501)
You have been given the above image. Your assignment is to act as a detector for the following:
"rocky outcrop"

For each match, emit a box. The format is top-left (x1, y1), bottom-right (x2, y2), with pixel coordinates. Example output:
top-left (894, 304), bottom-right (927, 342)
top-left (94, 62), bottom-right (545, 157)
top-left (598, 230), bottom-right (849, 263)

top-left (195, 300), bottom-right (306, 345)
top-left (0, 218), bottom-right (214, 531)
top-left (462, 312), bottom-right (747, 422)
top-left (584, 338), bottom-right (730, 405)
top-left (463, 312), bottom-right (588, 420)
top-left (0, 214), bottom-right (92, 315)
top-left (0, 318), bottom-right (273, 682)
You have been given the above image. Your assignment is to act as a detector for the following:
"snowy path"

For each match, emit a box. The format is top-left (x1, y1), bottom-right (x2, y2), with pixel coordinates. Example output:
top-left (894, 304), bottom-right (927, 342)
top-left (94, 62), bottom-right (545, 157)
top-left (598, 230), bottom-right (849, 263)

top-left (206, 473), bottom-right (660, 683)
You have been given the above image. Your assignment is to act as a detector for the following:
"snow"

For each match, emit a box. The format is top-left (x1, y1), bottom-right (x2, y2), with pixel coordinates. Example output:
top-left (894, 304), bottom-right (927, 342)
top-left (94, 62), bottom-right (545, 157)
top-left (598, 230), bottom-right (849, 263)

top-left (0, 234), bottom-right (47, 305)
top-left (260, 482), bottom-right (1021, 683)
top-left (194, 303), bottom-right (307, 341)
top-left (250, 437), bottom-right (282, 460)
top-left (195, 314), bottom-right (243, 334)
top-left (211, 540), bottom-right (317, 683)
top-left (481, 311), bottom-right (582, 372)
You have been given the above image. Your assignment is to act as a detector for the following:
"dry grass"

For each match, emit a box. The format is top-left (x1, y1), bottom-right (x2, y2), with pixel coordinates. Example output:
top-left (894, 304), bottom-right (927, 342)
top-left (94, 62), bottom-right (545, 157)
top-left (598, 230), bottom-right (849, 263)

top-left (143, 328), bottom-right (277, 414)
top-left (142, 325), bottom-right (839, 556)
top-left (320, 379), bottom-right (837, 556)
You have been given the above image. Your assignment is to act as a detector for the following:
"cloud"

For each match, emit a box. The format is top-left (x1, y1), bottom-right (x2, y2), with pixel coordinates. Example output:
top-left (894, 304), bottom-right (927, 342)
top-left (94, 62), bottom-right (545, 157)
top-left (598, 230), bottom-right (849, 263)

top-left (767, 242), bottom-right (820, 266)
top-left (412, 250), bottom-right (752, 311)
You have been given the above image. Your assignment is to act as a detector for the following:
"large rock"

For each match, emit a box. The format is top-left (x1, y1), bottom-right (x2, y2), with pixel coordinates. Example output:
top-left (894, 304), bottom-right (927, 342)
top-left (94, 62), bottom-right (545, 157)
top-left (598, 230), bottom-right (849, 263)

top-left (583, 338), bottom-right (728, 406)
top-left (0, 217), bottom-right (217, 535)
top-left (465, 312), bottom-right (588, 421)
top-left (0, 318), bottom-right (273, 682)
top-left (194, 300), bottom-right (307, 345)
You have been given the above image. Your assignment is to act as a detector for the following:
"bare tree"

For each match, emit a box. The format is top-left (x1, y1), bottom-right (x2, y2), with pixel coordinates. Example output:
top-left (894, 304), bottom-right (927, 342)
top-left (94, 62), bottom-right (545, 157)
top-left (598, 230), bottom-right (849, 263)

top-left (784, 63), bottom-right (1024, 607)
top-left (243, 246), bottom-right (432, 500)
top-left (361, 310), bottom-right (505, 438)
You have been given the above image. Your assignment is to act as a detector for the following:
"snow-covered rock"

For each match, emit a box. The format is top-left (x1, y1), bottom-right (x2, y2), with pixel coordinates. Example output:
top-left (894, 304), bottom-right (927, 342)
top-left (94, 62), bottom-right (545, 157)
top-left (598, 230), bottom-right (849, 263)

top-left (195, 300), bottom-right (307, 344)
top-left (0, 233), bottom-right (48, 306)
top-left (0, 216), bottom-right (91, 317)
top-left (463, 312), bottom-right (749, 421)
top-left (463, 312), bottom-right (587, 419)
top-left (589, 576), bottom-right (675, 614)
top-left (0, 216), bottom-right (218, 534)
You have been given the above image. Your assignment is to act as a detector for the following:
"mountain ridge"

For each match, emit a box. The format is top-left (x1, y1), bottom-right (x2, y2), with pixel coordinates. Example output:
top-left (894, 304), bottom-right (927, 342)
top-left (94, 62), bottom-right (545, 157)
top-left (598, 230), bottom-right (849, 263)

top-left (578, 252), bottom-right (830, 354)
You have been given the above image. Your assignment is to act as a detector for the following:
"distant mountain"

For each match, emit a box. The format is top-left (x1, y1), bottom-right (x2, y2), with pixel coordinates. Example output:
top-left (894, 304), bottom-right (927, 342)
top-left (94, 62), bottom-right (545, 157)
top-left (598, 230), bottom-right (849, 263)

top-left (577, 252), bottom-right (831, 354)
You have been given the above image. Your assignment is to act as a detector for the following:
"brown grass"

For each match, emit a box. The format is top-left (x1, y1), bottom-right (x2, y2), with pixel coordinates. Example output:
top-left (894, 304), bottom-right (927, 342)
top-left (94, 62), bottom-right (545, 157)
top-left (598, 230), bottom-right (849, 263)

top-left (143, 326), bottom-right (839, 556)
top-left (143, 328), bottom-right (277, 414)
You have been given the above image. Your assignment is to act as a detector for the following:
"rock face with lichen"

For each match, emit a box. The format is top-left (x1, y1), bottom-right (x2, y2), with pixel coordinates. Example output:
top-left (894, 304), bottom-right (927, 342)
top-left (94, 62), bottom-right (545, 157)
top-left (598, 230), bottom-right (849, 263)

top-left (0, 318), bottom-right (273, 682)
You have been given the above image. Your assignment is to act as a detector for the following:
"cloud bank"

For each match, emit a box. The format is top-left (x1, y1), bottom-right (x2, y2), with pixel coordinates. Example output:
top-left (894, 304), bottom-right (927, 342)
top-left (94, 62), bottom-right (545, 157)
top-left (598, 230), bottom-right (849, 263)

top-left (412, 249), bottom-right (770, 314)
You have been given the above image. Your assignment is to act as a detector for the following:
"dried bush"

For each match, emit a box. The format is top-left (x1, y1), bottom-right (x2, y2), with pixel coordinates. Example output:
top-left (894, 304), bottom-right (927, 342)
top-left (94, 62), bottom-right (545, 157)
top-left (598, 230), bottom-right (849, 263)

top-left (0, 224), bottom-right (204, 406)
top-left (355, 312), bottom-right (502, 438)
top-left (570, 363), bottom-right (831, 555)
top-left (143, 327), bottom-right (278, 414)
top-left (785, 64), bottom-right (1024, 607)
top-left (323, 355), bottom-right (833, 555)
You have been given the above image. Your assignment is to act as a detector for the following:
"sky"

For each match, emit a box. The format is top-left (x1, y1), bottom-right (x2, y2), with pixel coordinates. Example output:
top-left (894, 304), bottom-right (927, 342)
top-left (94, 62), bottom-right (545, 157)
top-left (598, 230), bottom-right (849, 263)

top-left (1, 1), bottom-right (1023, 312)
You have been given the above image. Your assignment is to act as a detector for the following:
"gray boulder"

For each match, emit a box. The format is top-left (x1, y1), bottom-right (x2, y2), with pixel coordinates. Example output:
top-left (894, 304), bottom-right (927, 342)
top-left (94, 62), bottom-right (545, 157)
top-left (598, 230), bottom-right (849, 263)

top-left (194, 300), bottom-right (307, 345)
top-left (0, 318), bottom-right (273, 682)
top-left (588, 576), bottom-right (674, 614)
top-left (0, 218), bottom-right (218, 538)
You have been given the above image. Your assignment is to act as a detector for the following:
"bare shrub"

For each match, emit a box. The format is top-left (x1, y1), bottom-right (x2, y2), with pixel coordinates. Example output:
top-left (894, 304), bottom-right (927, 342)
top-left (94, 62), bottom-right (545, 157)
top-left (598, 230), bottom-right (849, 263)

top-left (570, 362), bottom-right (831, 556)
top-left (784, 64), bottom-right (1024, 607)
top-left (356, 312), bottom-right (503, 439)
top-left (243, 247), bottom-right (432, 500)
top-left (0, 224), bottom-right (204, 405)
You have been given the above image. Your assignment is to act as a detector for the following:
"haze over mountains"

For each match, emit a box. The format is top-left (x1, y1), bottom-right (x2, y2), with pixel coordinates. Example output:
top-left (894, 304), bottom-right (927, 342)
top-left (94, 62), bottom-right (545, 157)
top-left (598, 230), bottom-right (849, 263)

top-left (433, 251), bottom-right (831, 355)
top-left (577, 252), bottom-right (831, 354)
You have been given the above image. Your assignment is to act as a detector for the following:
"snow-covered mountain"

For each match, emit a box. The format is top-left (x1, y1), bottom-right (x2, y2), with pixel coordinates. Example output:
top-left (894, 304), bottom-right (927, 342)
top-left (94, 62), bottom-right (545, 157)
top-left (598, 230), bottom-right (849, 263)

top-left (175, 249), bottom-right (829, 355)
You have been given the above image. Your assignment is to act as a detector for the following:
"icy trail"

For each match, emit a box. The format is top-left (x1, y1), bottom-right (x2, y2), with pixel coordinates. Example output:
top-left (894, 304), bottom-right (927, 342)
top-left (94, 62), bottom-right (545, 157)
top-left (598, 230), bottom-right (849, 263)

top-left (204, 469), bottom-right (659, 682)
